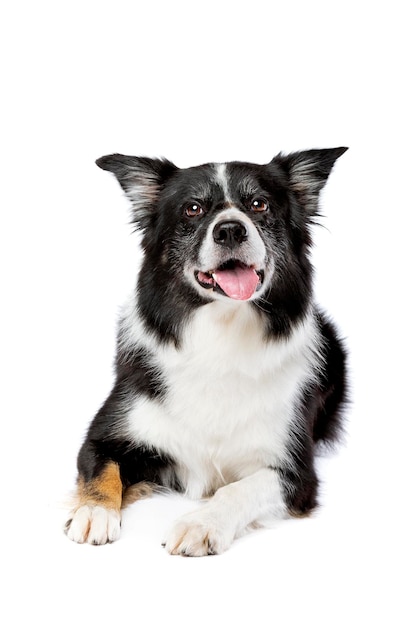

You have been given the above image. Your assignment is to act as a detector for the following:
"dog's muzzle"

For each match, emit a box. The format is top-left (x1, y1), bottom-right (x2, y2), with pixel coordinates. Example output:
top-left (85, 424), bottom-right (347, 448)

top-left (194, 217), bottom-right (265, 301)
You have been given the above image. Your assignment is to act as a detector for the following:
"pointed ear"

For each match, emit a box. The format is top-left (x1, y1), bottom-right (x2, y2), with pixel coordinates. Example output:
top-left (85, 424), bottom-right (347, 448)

top-left (272, 147), bottom-right (348, 213)
top-left (96, 154), bottom-right (178, 226)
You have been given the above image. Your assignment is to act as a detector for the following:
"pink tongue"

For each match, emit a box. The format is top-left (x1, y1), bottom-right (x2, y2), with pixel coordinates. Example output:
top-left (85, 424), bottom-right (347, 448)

top-left (213, 266), bottom-right (260, 300)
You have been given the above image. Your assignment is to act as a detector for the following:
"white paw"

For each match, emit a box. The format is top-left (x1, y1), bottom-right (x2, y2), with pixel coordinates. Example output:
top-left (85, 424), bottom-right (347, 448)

top-left (163, 510), bottom-right (234, 557)
top-left (65, 505), bottom-right (121, 545)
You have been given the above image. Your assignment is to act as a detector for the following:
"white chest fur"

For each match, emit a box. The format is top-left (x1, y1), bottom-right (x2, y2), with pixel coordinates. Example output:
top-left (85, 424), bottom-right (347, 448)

top-left (123, 300), bottom-right (320, 499)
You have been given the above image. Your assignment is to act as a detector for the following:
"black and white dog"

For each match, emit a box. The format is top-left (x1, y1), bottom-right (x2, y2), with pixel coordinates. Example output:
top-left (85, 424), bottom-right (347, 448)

top-left (65, 148), bottom-right (348, 556)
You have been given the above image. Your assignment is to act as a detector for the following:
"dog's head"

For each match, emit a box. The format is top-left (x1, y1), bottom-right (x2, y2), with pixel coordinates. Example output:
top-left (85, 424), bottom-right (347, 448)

top-left (96, 149), bottom-right (347, 307)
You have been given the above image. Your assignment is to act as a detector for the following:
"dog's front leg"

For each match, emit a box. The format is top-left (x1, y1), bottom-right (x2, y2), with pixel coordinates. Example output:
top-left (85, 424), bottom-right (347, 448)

top-left (65, 461), bottom-right (123, 545)
top-left (163, 468), bottom-right (285, 556)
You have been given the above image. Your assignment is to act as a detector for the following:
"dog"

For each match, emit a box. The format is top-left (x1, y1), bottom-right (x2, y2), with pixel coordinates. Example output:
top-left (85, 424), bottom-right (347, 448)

top-left (65, 147), bottom-right (348, 556)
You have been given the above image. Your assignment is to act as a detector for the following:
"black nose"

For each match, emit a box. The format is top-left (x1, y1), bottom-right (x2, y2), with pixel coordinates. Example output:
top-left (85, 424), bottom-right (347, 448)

top-left (213, 220), bottom-right (248, 248)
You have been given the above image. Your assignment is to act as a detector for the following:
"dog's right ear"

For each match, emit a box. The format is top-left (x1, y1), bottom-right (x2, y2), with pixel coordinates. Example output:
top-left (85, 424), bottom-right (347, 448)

top-left (96, 154), bottom-right (178, 227)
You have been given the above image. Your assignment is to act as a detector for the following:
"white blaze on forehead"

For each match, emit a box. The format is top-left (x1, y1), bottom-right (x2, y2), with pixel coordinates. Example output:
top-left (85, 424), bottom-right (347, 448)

top-left (215, 163), bottom-right (231, 202)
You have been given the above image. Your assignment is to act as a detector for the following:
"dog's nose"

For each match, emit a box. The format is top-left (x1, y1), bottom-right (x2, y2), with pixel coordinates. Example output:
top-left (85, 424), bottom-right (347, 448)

top-left (213, 220), bottom-right (248, 248)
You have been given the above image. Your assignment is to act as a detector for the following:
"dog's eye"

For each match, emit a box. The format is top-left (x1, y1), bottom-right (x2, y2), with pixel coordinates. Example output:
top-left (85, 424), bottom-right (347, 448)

top-left (185, 202), bottom-right (204, 218)
top-left (250, 198), bottom-right (269, 213)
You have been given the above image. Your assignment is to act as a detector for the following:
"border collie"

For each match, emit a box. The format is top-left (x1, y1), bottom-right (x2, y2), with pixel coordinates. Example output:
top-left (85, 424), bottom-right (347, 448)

top-left (65, 148), bottom-right (348, 556)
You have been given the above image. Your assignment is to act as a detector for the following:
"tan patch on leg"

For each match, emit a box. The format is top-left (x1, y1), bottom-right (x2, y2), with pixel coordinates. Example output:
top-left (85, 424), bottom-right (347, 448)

top-left (122, 482), bottom-right (155, 508)
top-left (78, 461), bottom-right (123, 511)
top-left (66, 462), bottom-right (123, 544)
top-left (288, 508), bottom-right (314, 519)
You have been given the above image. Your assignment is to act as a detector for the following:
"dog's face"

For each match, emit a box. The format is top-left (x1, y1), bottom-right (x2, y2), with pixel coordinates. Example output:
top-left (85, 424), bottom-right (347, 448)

top-left (155, 162), bottom-right (279, 303)
top-left (96, 149), bottom-right (347, 306)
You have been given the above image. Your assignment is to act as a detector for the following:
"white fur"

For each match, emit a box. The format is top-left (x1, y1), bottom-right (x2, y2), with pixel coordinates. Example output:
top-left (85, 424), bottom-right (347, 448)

top-left (66, 505), bottom-right (121, 545)
top-left (122, 297), bottom-right (320, 502)
top-left (163, 468), bottom-right (284, 555)
top-left (215, 163), bottom-right (231, 201)
top-left (116, 257), bottom-right (322, 555)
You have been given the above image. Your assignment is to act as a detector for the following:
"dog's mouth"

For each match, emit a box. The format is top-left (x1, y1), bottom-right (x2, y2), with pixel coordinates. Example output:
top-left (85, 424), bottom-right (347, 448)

top-left (195, 260), bottom-right (264, 301)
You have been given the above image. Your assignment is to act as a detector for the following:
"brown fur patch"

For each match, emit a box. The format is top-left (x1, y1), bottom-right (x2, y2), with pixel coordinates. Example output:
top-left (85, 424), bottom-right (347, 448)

top-left (121, 482), bottom-right (155, 508)
top-left (288, 508), bottom-right (315, 519)
top-left (77, 462), bottom-right (123, 510)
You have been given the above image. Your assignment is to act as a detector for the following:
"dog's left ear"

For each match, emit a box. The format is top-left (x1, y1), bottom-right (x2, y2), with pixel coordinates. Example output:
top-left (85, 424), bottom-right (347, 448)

top-left (271, 147), bottom-right (348, 213)
top-left (96, 153), bottom-right (178, 227)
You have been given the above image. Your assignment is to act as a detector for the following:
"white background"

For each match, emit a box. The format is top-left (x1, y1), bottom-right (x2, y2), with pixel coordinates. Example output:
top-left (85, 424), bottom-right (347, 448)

top-left (1, 1), bottom-right (416, 624)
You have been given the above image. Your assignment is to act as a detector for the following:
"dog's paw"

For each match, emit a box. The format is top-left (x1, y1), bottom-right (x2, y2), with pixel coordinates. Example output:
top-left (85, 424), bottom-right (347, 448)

top-left (65, 505), bottom-right (121, 545)
top-left (163, 510), bottom-right (234, 557)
